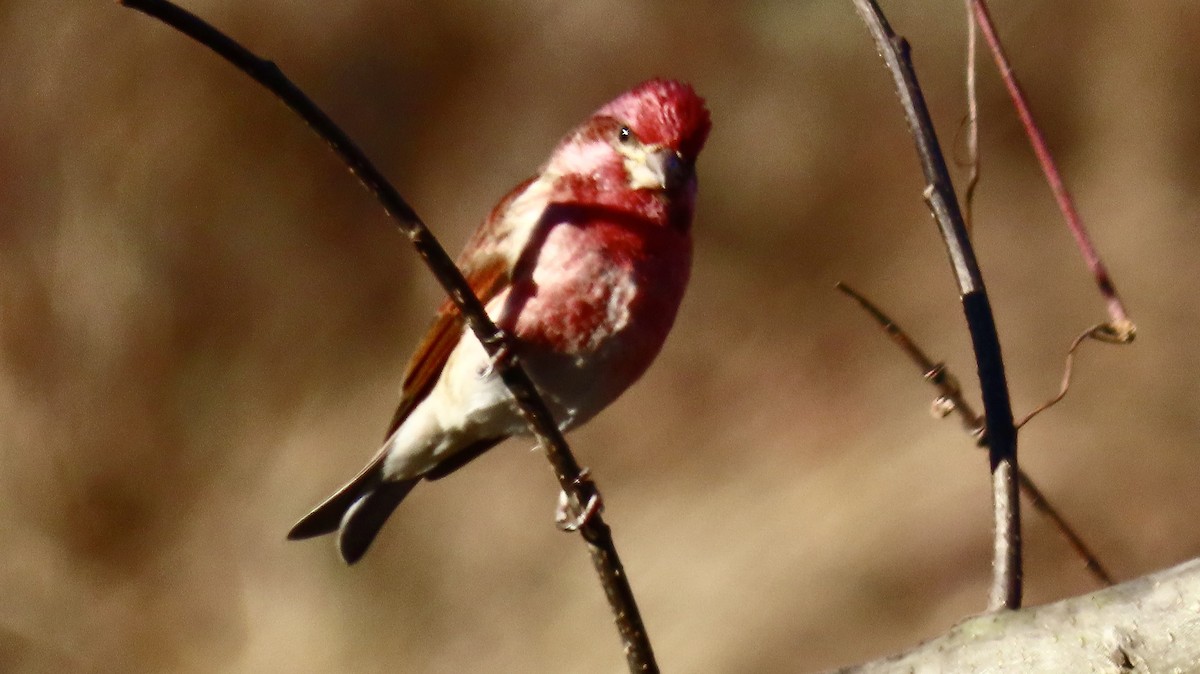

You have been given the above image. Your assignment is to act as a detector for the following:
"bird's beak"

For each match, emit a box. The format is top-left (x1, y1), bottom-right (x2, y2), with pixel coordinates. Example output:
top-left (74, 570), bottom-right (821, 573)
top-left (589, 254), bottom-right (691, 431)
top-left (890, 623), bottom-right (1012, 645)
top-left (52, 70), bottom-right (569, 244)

top-left (623, 146), bottom-right (690, 192)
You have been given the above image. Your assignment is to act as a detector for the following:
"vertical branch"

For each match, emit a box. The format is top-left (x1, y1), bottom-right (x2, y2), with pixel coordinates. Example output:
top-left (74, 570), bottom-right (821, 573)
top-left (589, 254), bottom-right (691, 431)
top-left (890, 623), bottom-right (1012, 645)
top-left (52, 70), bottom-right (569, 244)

top-left (967, 0), bottom-right (1135, 340)
top-left (962, 0), bottom-right (981, 231)
top-left (118, 1), bottom-right (658, 670)
top-left (850, 0), bottom-right (1022, 610)
top-left (837, 283), bottom-right (1114, 587)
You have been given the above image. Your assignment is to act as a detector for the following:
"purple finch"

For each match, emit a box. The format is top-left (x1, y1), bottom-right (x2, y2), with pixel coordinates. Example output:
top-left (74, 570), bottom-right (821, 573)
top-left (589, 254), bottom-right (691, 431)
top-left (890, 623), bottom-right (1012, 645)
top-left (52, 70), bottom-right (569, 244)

top-left (288, 79), bottom-right (711, 563)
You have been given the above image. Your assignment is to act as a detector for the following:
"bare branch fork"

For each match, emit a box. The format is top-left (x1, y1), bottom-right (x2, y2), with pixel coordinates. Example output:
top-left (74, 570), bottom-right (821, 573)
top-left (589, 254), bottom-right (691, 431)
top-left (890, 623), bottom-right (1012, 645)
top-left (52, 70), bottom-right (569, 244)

top-left (117, 1), bottom-right (658, 671)
top-left (837, 283), bottom-right (1114, 587)
top-left (962, 0), bottom-right (1134, 428)
top-left (850, 0), bottom-right (1022, 610)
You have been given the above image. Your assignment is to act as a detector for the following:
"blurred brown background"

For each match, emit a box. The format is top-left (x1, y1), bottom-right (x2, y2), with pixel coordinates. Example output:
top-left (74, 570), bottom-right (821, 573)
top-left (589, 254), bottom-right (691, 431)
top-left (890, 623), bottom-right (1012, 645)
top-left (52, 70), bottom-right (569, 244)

top-left (2, 1), bottom-right (1197, 672)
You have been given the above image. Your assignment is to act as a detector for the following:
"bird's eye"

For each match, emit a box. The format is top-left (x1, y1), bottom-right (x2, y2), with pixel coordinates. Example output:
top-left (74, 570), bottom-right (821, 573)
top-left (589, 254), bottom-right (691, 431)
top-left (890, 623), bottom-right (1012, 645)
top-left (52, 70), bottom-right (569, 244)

top-left (618, 126), bottom-right (634, 144)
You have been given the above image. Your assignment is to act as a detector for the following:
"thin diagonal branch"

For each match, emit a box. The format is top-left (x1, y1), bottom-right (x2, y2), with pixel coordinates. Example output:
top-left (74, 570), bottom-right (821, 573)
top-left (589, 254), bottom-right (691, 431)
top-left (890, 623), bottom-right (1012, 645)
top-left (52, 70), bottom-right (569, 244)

top-left (968, 0), bottom-right (1135, 342)
top-left (1014, 469), bottom-right (1114, 587)
top-left (837, 283), bottom-right (986, 442)
top-left (851, 0), bottom-right (1022, 610)
top-left (837, 282), bottom-right (1114, 587)
top-left (117, 2), bottom-right (657, 671)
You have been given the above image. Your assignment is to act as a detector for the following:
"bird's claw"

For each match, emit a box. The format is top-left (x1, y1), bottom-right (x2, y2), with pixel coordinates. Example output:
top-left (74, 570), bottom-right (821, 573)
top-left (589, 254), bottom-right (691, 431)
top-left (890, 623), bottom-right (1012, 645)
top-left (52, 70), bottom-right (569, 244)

top-left (479, 331), bottom-right (518, 378)
top-left (555, 468), bottom-right (603, 532)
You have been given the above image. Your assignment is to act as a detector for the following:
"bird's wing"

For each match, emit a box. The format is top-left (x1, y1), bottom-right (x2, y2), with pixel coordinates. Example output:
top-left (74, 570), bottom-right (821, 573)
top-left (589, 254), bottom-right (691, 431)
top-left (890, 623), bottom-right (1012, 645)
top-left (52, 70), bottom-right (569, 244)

top-left (382, 176), bottom-right (539, 440)
top-left (286, 178), bottom-right (541, 543)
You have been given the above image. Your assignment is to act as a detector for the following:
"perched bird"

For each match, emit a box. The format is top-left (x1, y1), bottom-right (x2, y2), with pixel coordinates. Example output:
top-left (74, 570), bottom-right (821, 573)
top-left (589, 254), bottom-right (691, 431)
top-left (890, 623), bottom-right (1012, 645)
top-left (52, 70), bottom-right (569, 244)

top-left (288, 79), bottom-right (711, 563)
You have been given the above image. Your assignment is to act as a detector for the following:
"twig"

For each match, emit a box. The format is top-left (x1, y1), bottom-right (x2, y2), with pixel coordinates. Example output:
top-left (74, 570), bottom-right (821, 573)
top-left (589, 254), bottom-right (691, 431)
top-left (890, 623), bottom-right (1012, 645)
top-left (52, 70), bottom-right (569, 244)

top-left (1015, 325), bottom-right (1110, 430)
top-left (117, 2), bottom-right (658, 671)
top-left (1014, 469), bottom-right (1114, 586)
top-left (850, 0), bottom-right (1022, 610)
top-left (968, 0), bottom-right (1135, 342)
top-left (837, 283), bottom-right (986, 442)
top-left (962, 0), bottom-right (981, 232)
top-left (837, 282), bottom-right (1114, 587)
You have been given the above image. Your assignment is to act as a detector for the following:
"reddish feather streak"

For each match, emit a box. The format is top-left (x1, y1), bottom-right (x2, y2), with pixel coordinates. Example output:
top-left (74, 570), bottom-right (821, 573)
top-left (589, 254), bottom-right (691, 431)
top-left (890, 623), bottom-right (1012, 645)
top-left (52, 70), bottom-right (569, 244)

top-left (515, 216), bottom-right (687, 354)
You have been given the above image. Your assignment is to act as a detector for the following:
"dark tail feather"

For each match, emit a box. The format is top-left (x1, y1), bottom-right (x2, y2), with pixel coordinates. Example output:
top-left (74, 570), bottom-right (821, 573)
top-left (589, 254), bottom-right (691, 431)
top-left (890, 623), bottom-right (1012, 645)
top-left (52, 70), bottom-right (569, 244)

top-left (288, 458), bottom-right (418, 564)
top-left (288, 474), bottom-right (373, 541)
top-left (337, 479), bottom-right (418, 564)
top-left (287, 454), bottom-right (398, 540)
top-left (287, 437), bottom-right (505, 561)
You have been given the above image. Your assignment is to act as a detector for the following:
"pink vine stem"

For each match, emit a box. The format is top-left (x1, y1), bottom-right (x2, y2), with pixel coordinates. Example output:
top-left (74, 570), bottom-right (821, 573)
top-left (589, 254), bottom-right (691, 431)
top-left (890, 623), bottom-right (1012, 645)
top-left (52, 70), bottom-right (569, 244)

top-left (969, 0), bottom-right (1135, 340)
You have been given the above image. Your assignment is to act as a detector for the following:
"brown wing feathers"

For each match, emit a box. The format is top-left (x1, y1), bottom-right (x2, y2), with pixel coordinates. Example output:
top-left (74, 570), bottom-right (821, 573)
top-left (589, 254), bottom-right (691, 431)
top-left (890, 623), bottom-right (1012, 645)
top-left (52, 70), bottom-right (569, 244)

top-left (287, 182), bottom-right (530, 560)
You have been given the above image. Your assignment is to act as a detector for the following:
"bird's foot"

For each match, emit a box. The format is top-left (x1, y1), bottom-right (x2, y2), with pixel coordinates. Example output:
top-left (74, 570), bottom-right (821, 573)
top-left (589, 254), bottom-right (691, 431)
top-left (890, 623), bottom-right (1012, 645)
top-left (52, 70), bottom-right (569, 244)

top-left (479, 330), bottom-right (518, 379)
top-left (556, 468), bottom-right (604, 532)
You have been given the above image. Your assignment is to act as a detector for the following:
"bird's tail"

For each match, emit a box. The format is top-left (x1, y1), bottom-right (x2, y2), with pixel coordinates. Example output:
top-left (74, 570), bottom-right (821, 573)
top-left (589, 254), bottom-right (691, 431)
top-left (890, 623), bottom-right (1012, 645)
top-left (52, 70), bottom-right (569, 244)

top-left (287, 462), bottom-right (418, 565)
